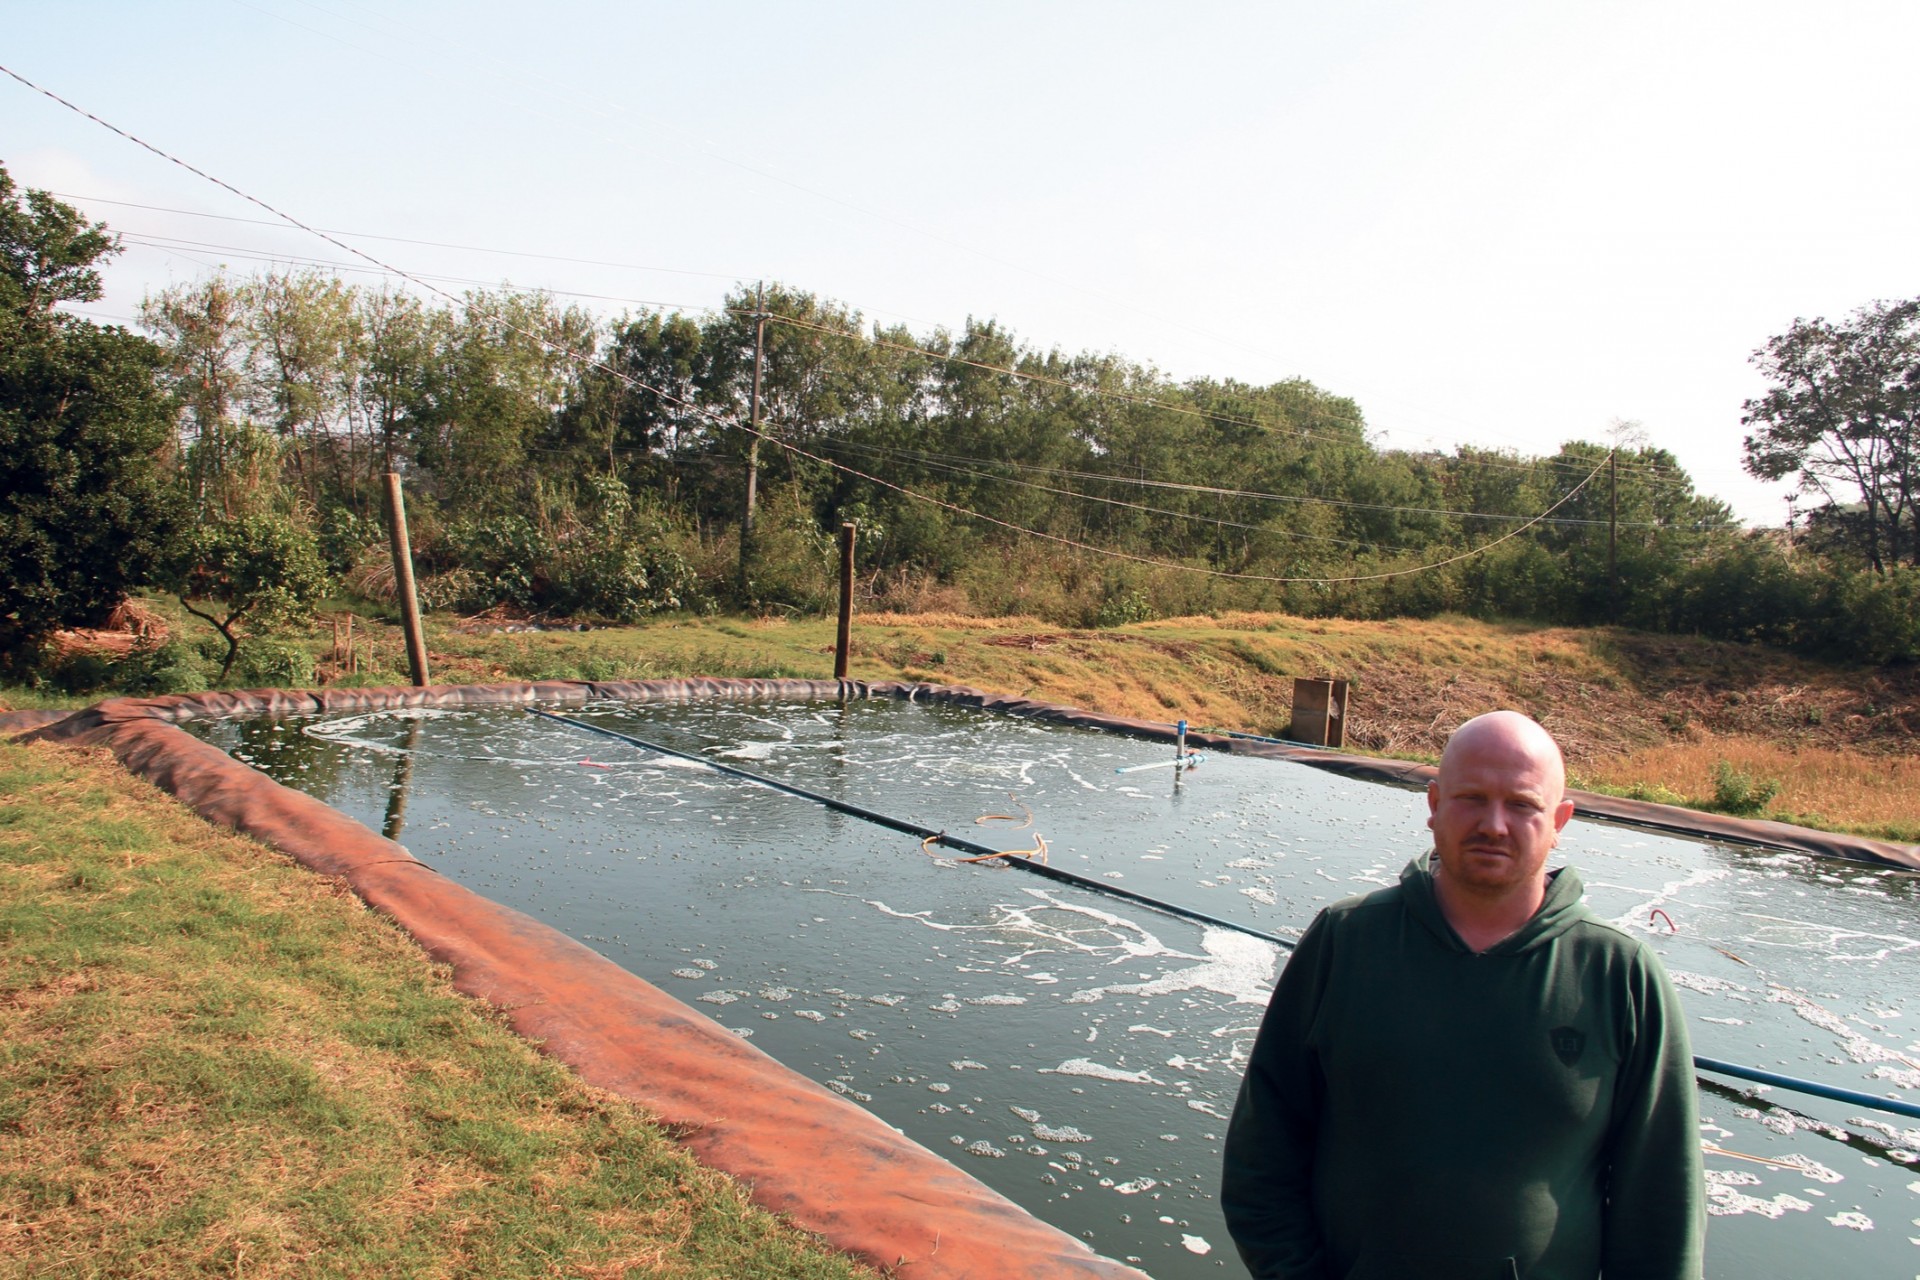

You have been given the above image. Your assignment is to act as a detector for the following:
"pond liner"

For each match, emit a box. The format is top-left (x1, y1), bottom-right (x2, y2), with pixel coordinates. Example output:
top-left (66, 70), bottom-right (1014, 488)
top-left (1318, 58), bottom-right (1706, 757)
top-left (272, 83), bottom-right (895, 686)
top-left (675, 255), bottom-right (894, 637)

top-left (22, 681), bottom-right (1152, 1280)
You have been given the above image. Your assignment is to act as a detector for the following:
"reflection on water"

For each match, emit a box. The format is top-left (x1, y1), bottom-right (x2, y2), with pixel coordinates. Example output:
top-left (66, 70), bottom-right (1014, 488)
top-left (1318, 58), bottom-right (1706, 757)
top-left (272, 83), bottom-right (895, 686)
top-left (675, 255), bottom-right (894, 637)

top-left (190, 699), bottom-right (1920, 1280)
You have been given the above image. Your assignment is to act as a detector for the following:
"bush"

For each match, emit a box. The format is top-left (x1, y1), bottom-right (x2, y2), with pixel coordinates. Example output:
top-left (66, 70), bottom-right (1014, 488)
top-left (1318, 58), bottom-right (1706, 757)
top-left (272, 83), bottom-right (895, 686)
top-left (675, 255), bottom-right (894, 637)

top-left (1709, 760), bottom-right (1781, 817)
top-left (1091, 586), bottom-right (1153, 629)
top-left (446, 515), bottom-right (553, 611)
top-left (230, 637), bottom-right (315, 688)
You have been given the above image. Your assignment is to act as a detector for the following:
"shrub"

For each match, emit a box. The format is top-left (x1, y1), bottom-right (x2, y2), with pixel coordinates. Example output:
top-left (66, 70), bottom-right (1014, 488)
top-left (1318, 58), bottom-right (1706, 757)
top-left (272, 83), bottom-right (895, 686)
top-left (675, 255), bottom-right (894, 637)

top-left (1709, 760), bottom-right (1781, 817)
top-left (231, 638), bottom-right (315, 688)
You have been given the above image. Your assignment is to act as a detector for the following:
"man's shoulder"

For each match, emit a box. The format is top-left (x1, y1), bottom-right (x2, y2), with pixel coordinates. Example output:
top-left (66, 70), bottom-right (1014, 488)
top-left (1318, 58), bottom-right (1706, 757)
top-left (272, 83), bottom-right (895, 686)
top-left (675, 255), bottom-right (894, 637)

top-left (1315, 880), bottom-right (1407, 930)
top-left (1555, 906), bottom-right (1678, 980)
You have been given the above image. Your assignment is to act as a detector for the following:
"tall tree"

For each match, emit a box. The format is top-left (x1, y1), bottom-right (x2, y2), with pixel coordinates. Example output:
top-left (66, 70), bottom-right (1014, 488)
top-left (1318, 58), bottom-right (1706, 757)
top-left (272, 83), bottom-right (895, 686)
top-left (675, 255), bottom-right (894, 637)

top-left (140, 272), bottom-right (254, 516)
top-left (0, 167), bottom-right (184, 663)
top-left (1743, 299), bottom-right (1920, 572)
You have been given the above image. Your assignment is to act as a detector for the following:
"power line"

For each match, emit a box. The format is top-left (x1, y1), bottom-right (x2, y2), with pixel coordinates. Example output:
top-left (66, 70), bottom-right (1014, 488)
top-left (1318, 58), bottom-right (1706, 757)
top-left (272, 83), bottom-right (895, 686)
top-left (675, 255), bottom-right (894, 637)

top-left (811, 437), bottom-right (1704, 531)
top-left (118, 232), bottom-right (719, 314)
top-left (58, 191), bottom-right (747, 282)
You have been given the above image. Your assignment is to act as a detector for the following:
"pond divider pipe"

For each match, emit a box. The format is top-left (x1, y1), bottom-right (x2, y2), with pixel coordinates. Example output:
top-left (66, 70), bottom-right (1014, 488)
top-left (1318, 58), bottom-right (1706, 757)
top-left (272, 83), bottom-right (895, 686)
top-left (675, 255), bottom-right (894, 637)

top-left (527, 708), bottom-right (1295, 950)
top-left (529, 708), bottom-right (1920, 1127)
top-left (1695, 1055), bottom-right (1920, 1123)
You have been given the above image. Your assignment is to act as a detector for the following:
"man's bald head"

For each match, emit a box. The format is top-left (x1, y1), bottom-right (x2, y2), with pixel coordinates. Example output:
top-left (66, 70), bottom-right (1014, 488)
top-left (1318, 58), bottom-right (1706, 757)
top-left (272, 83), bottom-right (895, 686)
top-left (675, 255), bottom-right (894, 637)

top-left (1437, 711), bottom-right (1568, 805)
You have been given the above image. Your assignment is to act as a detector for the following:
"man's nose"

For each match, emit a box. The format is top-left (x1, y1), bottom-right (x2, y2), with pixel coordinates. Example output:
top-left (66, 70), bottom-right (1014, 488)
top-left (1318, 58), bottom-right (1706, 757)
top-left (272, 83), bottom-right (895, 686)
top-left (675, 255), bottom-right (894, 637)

top-left (1478, 803), bottom-right (1512, 835)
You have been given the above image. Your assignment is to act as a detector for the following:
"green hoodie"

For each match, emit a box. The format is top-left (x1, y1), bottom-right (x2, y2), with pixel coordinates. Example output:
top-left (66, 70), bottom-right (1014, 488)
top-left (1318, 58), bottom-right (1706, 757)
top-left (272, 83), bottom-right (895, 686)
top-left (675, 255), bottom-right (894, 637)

top-left (1221, 855), bottom-right (1704, 1280)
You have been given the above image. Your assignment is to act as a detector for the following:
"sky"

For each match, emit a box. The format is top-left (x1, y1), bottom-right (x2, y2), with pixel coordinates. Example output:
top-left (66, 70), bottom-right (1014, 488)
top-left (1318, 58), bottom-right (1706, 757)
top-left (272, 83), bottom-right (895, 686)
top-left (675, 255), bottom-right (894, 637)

top-left (7, 0), bottom-right (1918, 527)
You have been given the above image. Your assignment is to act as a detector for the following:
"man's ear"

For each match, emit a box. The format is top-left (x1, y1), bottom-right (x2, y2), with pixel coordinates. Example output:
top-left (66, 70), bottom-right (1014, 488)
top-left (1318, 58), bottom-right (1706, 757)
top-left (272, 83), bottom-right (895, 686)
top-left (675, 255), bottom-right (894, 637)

top-left (1426, 779), bottom-right (1439, 828)
top-left (1552, 798), bottom-right (1575, 833)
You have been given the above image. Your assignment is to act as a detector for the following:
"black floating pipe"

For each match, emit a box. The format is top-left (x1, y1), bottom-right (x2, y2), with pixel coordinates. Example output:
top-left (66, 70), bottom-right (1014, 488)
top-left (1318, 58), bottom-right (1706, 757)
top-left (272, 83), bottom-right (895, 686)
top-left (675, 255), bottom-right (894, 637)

top-left (1696, 1055), bottom-right (1920, 1123)
top-left (528, 707), bottom-right (1295, 950)
top-left (532, 708), bottom-right (1920, 1127)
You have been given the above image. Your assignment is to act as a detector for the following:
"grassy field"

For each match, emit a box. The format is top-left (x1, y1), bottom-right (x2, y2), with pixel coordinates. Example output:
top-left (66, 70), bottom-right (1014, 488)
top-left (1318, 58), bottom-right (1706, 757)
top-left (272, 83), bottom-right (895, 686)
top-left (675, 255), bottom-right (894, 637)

top-left (0, 737), bottom-right (878, 1280)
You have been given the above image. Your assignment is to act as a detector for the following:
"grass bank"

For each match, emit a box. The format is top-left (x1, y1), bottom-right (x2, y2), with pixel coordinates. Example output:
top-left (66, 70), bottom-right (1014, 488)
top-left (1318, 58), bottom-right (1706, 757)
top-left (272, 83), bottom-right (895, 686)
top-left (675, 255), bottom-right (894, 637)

top-left (0, 737), bottom-right (876, 1280)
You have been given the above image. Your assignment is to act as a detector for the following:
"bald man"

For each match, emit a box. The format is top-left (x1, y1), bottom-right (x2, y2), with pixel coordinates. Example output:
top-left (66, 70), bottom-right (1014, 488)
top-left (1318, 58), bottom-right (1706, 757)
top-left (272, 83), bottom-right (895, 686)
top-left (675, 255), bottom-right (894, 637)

top-left (1221, 712), bottom-right (1704, 1279)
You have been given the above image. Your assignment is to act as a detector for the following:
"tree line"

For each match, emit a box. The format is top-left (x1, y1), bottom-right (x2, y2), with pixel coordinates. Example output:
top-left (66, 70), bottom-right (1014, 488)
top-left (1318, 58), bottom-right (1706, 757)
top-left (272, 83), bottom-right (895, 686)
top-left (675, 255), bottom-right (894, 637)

top-left (4, 167), bottom-right (1916, 685)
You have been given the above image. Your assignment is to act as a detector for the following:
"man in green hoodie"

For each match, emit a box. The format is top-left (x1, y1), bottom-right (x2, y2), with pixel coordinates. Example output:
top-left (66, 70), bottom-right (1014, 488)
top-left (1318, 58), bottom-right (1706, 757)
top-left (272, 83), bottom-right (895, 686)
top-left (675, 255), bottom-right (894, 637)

top-left (1221, 711), bottom-right (1704, 1279)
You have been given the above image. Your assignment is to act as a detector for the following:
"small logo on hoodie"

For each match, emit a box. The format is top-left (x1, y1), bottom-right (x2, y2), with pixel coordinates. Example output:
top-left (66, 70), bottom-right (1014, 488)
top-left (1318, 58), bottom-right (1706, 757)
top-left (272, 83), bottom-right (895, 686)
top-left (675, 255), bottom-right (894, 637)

top-left (1550, 1026), bottom-right (1585, 1066)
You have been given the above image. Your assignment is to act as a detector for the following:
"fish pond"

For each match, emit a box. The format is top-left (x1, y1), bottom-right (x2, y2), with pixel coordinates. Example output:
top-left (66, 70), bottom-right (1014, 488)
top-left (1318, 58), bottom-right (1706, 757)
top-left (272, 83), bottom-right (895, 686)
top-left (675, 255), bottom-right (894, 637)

top-left (191, 696), bottom-right (1920, 1279)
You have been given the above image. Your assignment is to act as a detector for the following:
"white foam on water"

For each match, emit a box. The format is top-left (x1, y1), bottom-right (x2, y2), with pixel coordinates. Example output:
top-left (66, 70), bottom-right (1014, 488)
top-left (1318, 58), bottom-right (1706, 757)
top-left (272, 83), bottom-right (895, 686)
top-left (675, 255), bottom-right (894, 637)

top-left (1181, 1234), bottom-right (1212, 1255)
top-left (1043, 1059), bottom-right (1162, 1085)
top-left (696, 991), bottom-right (740, 1005)
top-left (1113, 1177), bottom-right (1157, 1194)
top-left (1070, 928), bottom-right (1279, 1008)
top-left (1771, 987), bottom-right (1920, 1075)
top-left (1739, 915), bottom-right (1920, 963)
top-left (794, 1009), bottom-right (826, 1022)
top-left (1187, 1099), bottom-right (1229, 1119)
top-left (1828, 1211), bottom-right (1873, 1230)
top-left (710, 741), bottom-right (776, 761)
top-left (951, 1059), bottom-right (989, 1071)
top-left (1706, 1182), bottom-right (1814, 1219)
top-left (1670, 970), bottom-right (1752, 996)
top-left (1010, 1106), bottom-right (1042, 1123)
top-left (669, 968), bottom-right (705, 980)
top-left (1033, 1124), bottom-right (1093, 1143)
top-left (1603, 867), bottom-right (1731, 932)
top-left (1852, 1118), bottom-right (1920, 1149)
top-left (964, 1139), bottom-right (1007, 1158)
top-left (965, 994), bottom-right (1027, 1006)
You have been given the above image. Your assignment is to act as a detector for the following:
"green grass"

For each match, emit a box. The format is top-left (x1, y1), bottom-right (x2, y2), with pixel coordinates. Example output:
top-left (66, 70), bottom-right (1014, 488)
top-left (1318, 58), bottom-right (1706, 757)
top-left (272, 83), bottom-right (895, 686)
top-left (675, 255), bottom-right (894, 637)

top-left (0, 738), bottom-right (877, 1280)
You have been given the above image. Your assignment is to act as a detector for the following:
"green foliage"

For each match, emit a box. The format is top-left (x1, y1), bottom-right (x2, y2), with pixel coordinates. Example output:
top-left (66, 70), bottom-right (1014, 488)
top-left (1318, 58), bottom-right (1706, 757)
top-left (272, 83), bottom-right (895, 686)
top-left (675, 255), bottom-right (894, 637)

top-left (231, 638), bottom-right (316, 689)
top-left (1709, 761), bottom-right (1782, 817)
top-left (447, 515), bottom-right (553, 611)
top-left (552, 475), bottom-right (702, 620)
top-left (316, 507), bottom-right (386, 575)
top-left (1744, 298), bottom-right (1920, 573)
top-left (0, 167), bottom-right (185, 667)
top-left (1092, 585), bottom-right (1154, 629)
top-left (1818, 564), bottom-right (1920, 664)
top-left (38, 638), bottom-right (211, 697)
top-left (170, 512), bottom-right (332, 683)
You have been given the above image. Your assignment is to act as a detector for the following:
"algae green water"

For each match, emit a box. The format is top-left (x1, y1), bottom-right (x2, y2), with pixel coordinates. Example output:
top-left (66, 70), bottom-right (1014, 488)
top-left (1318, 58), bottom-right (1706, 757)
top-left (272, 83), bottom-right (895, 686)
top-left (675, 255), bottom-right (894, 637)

top-left (193, 699), bottom-right (1920, 1279)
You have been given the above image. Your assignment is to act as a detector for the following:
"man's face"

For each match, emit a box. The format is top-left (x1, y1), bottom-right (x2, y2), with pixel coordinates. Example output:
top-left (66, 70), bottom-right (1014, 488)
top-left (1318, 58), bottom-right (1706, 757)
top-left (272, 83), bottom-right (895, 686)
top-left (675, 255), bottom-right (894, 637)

top-left (1426, 724), bottom-right (1575, 899)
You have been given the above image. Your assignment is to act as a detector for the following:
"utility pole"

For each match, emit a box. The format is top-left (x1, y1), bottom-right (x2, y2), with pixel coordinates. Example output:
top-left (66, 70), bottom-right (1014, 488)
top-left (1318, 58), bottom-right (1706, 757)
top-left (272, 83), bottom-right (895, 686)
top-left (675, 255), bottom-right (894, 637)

top-left (1607, 451), bottom-right (1619, 609)
top-left (738, 282), bottom-right (767, 597)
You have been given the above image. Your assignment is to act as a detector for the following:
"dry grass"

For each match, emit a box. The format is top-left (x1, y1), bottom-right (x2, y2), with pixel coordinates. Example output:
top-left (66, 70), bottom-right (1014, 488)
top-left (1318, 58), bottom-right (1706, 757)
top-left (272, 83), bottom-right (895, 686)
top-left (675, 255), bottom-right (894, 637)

top-left (1579, 736), bottom-right (1920, 842)
top-left (0, 739), bottom-right (877, 1280)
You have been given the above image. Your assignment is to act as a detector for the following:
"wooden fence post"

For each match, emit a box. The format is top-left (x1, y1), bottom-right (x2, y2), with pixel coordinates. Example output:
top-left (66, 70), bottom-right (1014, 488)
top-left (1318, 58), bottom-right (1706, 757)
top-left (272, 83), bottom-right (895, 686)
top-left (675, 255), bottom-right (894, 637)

top-left (834, 522), bottom-right (856, 680)
top-left (383, 471), bottom-right (431, 688)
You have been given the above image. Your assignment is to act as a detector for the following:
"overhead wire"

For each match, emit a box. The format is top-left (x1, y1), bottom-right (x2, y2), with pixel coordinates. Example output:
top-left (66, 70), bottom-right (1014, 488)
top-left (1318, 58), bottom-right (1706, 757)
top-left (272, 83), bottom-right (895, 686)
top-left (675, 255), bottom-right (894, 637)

top-left (810, 436), bottom-right (1705, 532)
